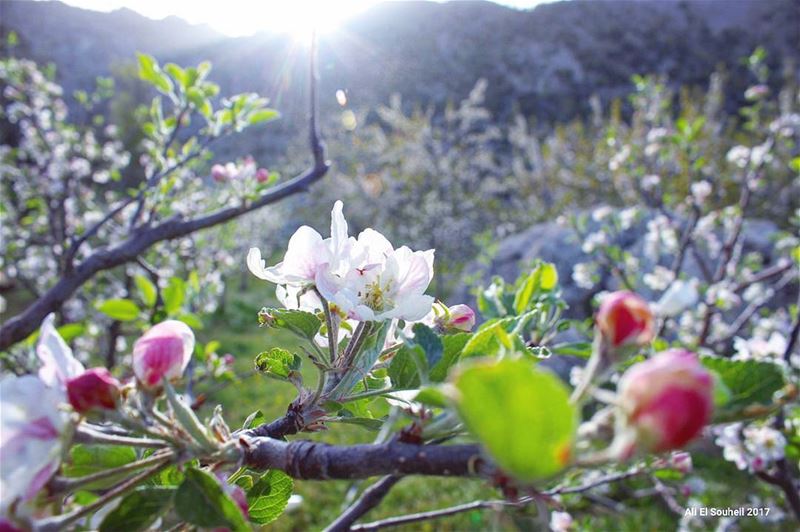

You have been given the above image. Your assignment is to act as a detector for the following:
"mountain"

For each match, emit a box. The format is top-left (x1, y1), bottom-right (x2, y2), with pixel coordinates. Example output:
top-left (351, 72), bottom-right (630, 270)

top-left (2, 0), bottom-right (799, 125)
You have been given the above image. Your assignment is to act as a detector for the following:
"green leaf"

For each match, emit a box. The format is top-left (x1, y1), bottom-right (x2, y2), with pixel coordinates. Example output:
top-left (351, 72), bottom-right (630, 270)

top-left (99, 487), bottom-right (175, 532)
top-left (701, 356), bottom-right (785, 421)
top-left (329, 323), bottom-right (389, 400)
top-left (255, 348), bottom-right (301, 380)
top-left (513, 263), bottom-right (558, 314)
top-left (186, 86), bottom-right (207, 110)
top-left (247, 470), bottom-right (293, 525)
top-left (242, 410), bottom-right (266, 430)
top-left (263, 308), bottom-right (321, 341)
top-left (163, 63), bottom-right (186, 87)
top-left (248, 108), bottom-right (280, 125)
top-left (410, 323), bottom-right (443, 369)
top-left (96, 298), bottom-right (141, 321)
top-left (429, 333), bottom-right (470, 382)
top-left (163, 277), bottom-right (185, 315)
top-left (453, 359), bottom-right (576, 481)
top-left (461, 321), bottom-right (514, 359)
top-left (414, 386), bottom-right (448, 407)
top-left (134, 274), bottom-right (157, 307)
top-left (56, 323), bottom-right (85, 342)
top-left (175, 468), bottom-right (248, 531)
top-left (388, 345), bottom-right (426, 389)
top-left (137, 53), bottom-right (173, 95)
top-left (177, 312), bottom-right (203, 330)
top-left (63, 445), bottom-right (137, 490)
top-left (551, 341), bottom-right (593, 359)
top-left (332, 416), bottom-right (385, 431)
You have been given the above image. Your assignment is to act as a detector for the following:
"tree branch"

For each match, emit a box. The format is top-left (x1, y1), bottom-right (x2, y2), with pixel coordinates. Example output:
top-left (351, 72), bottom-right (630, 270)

top-left (0, 42), bottom-right (329, 351)
top-left (240, 437), bottom-right (485, 480)
top-left (325, 475), bottom-right (402, 532)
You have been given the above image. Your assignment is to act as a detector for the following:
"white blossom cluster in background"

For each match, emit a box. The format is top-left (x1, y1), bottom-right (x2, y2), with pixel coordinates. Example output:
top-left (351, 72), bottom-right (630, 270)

top-left (0, 54), bottom-right (276, 365)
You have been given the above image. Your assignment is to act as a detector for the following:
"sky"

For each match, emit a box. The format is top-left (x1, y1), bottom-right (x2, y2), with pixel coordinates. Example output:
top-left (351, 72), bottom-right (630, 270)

top-left (57, 0), bottom-right (558, 38)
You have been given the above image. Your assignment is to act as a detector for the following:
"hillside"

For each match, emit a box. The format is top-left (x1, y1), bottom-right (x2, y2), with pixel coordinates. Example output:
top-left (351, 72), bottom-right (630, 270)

top-left (2, 0), bottom-right (798, 123)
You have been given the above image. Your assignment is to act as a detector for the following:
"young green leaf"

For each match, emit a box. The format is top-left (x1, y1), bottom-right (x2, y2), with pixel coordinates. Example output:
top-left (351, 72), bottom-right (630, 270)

top-left (175, 468), bottom-right (248, 531)
top-left (134, 274), bottom-right (157, 308)
top-left (247, 470), bottom-right (293, 525)
top-left (701, 356), bottom-right (786, 421)
top-left (162, 277), bottom-right (185, 315)
top-left (96, 298), bottom-right (141, 321)
top-left (62, 445), bottom-right (137, 490)
top-left (254, 348), bottom-right (302, 381)
top-left (453, 359), bottom-right (576, 481)
top-left (99, 487), bottom-right (175, 532)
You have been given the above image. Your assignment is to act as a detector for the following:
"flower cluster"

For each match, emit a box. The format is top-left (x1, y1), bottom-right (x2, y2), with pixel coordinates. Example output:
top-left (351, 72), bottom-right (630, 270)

top-left (249, 201), bottom-right (436, 322)
top-left (0, 315), bottom-right (194, 520)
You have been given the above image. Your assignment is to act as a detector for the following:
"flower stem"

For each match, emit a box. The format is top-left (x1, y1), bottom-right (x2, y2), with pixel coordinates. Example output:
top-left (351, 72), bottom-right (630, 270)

top-left (74, 426), bottom-right (169, 449)
top-left (36, 459), bottom-right (172, 532)
top-left (50, 450), bottom-right (175, 493)
top-left (315, 288), bottom-right (338, 364)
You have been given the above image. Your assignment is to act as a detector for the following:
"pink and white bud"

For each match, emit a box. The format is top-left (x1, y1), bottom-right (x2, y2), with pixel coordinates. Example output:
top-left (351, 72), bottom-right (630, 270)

top-left (133, 320), bottom-right (195, 389)
top-left (66, 368), bottom-right (120, 413)
top-left (618, 349), bottom-right (713, 453)
top-left (216, 472), bottom-right (249, 518)
top-left (444, 304), bottom-right (476, 332)
top-left (211, 164), bottom-right (228, 183)
top-left (255, 167), bottom-right (270, 183)
top-left (669, 451), bottom-right (693, 474)
top-left (596, 291), bottom-right (655, 349)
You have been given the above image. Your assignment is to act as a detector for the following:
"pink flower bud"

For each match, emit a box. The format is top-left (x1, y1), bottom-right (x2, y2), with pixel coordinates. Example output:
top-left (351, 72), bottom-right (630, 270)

top-left (255, 167), bottom-right (270, 183)
top-left (618, 349), bottom-right (713, 452)
top-left (446, 304), bottom-right (476, 332)
top-left (222, 354), bottom-right (235, 366)
top-left (211, 164), bottom-right (228, 183)
top-left (66, 368), bottom-right (120, 412)
top-left (596, 291), bottom-right (654, 349)
top-left (133, 320), bottom-right (195, 389)
top-left (669, 451), bottom-right (693, 474)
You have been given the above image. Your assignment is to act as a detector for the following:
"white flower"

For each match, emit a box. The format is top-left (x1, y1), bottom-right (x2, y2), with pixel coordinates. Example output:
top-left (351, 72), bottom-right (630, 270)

top-left (743, 425), bottom-right (786, 465)
top-left (643, 265), bottom-right (675, 291)
top-left (325, 231), bottom-right (435, 322)
top-left (690, 180), bottom-right (712, 204)
top-left (581, 231), bottom-right (608, 253)
top-left (726, 145), bottom-right (751, 168)
top-left (733, 332), bottom-right (787, 361)
top-left (549, 510), bottom-right (573, 532)
top-left (0, 374), bottom-right (68, 513)
top-left (641, 174), bottom-right (661, 191)
top-left (36, 313), bottom-right (84, 388)
top-left (656, 279), bottom-right (699, 317)
top-left (572, 262), bottom-right (596, 289)
top-left (247, 200), bottom-right (353, 287)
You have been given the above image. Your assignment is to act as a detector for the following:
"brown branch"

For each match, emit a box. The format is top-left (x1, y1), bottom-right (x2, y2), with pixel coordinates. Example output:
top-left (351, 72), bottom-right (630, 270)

top-left (0, 44), bottom-right (329, 351)
top-left (240, 437), bottom-right (485, 480)
top-left (325, 475), bottom-right (402, 532)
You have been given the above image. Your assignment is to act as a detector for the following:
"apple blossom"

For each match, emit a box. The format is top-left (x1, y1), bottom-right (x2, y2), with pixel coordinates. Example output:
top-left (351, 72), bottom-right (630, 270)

top-left (132, 320), bottom-right (195, 389)
top-left (0, 374), bottom-right (68, 514)
top-left (596, 291), bottom-right (654, 349)
top-left (617, 349), bottom-right (713, 453)
top-left (211, 163), bottom-right (230, 182)
top-left (66, 368), bottom-right (120, 412)
top-left (247, 201), bottom-right (352, 286)
top-left (656, 279), bottom-right (699, 317)
top-left (36, 313), bottom-right (84, 388)
top-left (323, 230), bottom-right (435, 322)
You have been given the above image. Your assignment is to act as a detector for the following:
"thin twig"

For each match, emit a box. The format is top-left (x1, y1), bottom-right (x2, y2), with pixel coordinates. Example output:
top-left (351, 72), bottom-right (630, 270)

top-left (325, 475), bottom-right (402, 532)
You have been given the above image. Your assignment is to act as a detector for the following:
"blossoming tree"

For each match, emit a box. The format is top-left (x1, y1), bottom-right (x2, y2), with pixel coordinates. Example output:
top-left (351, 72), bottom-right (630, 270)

top-left (1, 199), bottom-right (796, 531)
